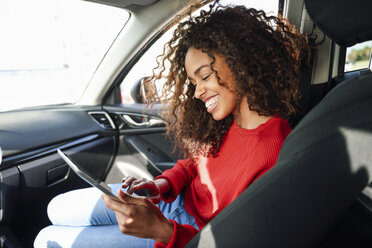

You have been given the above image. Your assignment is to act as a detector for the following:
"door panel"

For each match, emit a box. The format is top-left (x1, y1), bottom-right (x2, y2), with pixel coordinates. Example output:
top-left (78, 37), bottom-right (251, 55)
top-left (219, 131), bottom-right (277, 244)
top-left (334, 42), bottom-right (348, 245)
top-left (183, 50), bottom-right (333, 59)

top-left (124, 135), bottom-right (172, 174)
top-left (104, 105), bottom-right (180, 183)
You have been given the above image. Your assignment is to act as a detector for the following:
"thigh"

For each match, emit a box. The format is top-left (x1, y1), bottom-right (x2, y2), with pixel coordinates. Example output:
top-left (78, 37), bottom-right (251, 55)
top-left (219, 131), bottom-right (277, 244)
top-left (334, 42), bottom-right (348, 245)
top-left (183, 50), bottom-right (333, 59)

top-left (47, 184), bottom-right (197, 227)
top-left (159, 194), bottom-right (198, 229)
top-left (34, 225), bottom-right (155, 248)
top-left (48, 184), bottom-right (122, 226)
top-left (37, 189), bottom-right (197, 247)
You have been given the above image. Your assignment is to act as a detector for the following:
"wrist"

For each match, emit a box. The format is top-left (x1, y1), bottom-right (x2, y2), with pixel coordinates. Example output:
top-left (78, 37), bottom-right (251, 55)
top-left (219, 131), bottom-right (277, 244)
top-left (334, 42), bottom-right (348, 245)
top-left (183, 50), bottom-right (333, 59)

top-left (154, 178), bottom-right (170, 194)
top-left (156, 219), bottom-right (174, 244)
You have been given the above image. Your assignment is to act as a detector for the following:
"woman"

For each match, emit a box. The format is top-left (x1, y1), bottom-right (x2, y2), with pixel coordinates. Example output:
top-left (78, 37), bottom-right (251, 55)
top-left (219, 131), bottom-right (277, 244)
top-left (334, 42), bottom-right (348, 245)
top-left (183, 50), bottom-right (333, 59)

top-left (34, 1), bottom-right (309, 247)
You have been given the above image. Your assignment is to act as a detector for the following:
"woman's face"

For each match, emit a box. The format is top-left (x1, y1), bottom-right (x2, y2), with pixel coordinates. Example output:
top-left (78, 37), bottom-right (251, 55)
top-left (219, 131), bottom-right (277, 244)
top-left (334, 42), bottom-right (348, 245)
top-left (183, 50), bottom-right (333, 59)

top-left (185, 47), bottom-right (237, 121)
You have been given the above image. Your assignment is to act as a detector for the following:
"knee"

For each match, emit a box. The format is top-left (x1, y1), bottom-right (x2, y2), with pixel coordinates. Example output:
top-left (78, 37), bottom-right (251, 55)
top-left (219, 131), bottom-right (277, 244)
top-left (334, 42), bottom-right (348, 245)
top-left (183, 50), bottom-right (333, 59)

top-left (34, 226), bottom-right (58, 248)
top-left (46, 187), bottom-right (97, 225)
top-left (46, 186), bottom-right (118, 226)
top-left (47, 191), bottom-right (76, 225)
top-left (47, 193), bottom-right (64, 224)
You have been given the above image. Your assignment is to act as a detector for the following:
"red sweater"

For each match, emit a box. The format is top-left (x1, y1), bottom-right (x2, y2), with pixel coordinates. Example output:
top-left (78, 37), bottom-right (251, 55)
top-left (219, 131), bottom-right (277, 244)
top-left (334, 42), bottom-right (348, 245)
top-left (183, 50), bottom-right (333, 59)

top-left (155, 117), bottom-right (291, 247)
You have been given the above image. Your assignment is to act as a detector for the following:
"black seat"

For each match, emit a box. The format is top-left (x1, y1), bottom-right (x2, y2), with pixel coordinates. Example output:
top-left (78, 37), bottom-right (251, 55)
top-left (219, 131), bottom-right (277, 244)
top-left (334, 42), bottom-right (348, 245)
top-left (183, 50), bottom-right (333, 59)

top-left (186, 0), bottom-right (372, 247)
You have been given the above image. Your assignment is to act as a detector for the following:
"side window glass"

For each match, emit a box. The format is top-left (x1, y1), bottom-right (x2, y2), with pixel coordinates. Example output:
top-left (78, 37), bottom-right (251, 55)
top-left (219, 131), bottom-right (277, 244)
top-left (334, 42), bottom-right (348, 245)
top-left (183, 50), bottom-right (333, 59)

top-left (345, 40), bottom-right (372, 72)
top-left (120, 30), bottom-right (173, 104)
top-left (120, 0), bottom-right (279, 104)
top-left (0, 0), bottom-right (128, 112)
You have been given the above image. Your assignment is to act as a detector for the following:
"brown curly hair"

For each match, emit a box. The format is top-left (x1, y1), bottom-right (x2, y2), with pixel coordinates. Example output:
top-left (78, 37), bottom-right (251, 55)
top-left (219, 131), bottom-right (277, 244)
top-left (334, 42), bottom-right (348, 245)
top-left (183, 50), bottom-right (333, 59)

top-left (145, 0), bottom-right (310, 158)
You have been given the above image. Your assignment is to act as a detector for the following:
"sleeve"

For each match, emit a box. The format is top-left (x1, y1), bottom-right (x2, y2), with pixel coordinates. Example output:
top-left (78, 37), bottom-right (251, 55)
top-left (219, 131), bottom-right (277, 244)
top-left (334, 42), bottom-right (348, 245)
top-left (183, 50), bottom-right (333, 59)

top-left (154, 220), bottom-right (199, 248)
top-left (155, 158), bottom-right (196, 202)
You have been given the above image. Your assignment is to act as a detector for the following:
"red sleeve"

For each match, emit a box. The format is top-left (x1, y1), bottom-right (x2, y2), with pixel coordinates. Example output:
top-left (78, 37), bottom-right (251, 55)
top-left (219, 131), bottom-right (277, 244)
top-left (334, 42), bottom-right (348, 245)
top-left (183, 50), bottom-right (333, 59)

top-left (154, 220), bottom-right (199, 248)
top-left (155, 159), bottom-right (196, 202)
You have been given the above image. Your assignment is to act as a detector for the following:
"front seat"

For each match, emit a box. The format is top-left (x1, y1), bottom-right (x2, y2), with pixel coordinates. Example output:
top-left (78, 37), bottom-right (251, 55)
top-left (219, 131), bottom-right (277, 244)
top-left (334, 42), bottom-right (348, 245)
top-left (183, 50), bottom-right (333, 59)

top-left (186, 0), bottom-right (372, 247)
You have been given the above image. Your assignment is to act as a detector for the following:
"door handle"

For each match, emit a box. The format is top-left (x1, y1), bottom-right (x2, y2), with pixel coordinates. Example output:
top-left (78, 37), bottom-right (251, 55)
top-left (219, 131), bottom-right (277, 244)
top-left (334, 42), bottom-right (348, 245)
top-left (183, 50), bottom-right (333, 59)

top-left (122, 115), bottom-right (165, 128)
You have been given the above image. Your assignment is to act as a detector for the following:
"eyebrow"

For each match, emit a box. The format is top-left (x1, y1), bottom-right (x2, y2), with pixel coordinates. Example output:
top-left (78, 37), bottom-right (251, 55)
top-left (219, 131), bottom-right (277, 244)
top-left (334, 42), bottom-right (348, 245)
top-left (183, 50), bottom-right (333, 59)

top-left (188, 64), bottom-right (210, 81)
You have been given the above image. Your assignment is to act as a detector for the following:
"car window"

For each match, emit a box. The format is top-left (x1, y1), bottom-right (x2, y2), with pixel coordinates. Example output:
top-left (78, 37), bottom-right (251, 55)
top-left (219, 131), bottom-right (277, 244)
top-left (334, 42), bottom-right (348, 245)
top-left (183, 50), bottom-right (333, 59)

top-left (344, 40), bottom-right (372, 72)
top-left (0, 0), bottom-right (129, 112)
top-left (120, 0), bottom-right (279, 104)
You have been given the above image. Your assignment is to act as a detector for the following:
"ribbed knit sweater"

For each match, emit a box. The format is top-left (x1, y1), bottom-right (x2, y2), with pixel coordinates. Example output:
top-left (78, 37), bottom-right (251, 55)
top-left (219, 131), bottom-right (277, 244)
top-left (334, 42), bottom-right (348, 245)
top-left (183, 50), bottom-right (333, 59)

top-left (155, 116), bottom-right (292, 248)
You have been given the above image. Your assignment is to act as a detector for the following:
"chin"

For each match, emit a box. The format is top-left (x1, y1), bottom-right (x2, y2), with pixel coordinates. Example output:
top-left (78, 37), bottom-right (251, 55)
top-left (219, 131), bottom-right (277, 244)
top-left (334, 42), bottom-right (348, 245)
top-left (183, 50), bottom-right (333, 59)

top-left (211, 113), bottom-right (227, 121)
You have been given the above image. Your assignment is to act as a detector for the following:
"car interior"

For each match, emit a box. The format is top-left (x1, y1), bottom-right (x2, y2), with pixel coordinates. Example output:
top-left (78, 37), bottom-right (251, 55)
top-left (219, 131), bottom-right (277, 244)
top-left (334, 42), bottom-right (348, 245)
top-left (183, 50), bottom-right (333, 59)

top-left (0, 0), bottom-right (371, 247)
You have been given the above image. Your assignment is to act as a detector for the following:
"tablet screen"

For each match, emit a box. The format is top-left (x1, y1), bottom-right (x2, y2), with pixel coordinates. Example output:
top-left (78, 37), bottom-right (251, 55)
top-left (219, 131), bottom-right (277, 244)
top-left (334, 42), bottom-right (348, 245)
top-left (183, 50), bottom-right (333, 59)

top-left (57, 149), bottom-right (119, 200)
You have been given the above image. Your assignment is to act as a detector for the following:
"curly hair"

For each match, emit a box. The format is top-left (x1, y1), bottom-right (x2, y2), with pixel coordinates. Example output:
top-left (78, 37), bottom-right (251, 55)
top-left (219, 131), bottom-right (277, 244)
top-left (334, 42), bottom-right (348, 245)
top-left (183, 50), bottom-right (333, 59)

top-left (145, 0), bottom-right (310, 159)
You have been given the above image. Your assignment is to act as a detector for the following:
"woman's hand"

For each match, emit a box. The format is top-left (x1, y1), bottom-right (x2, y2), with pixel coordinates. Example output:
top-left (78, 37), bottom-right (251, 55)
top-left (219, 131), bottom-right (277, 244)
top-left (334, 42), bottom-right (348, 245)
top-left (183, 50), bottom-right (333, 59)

top-left (102, 190), bottom-right (174, 244)
top-left (122, 177), bottom-right (170, 204)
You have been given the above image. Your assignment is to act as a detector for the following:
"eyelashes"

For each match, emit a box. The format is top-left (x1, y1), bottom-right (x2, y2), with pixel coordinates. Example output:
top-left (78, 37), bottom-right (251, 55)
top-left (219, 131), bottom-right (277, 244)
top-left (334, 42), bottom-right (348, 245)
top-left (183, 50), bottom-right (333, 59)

top-left (187, 72), bottom-right (213, 86)
top-left (202, 73), bottom-right (212, 81)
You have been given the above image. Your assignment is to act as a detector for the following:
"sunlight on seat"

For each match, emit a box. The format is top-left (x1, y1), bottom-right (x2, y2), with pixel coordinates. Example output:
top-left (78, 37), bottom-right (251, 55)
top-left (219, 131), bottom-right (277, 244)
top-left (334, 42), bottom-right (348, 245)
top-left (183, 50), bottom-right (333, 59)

top-left (339, 126), bottom-right (372, 174)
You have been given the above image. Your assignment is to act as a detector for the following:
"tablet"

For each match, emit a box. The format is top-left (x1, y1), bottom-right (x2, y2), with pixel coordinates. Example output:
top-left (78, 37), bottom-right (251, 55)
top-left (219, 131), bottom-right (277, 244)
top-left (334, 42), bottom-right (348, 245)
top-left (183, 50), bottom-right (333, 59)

top-left (57, 149), bottom-right (119, 200)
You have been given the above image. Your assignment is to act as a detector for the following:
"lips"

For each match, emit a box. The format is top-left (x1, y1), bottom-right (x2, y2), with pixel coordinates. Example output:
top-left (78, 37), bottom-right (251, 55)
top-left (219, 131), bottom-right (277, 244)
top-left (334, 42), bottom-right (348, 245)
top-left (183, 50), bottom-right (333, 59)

top-left (205, 95), bottom-right (219, 113)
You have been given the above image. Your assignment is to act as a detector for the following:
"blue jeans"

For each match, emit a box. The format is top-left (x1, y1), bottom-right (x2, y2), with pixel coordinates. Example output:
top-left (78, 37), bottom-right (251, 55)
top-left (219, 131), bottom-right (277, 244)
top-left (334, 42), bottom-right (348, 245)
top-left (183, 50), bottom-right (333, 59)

top-left (34, 184), bottom-right (197, 248)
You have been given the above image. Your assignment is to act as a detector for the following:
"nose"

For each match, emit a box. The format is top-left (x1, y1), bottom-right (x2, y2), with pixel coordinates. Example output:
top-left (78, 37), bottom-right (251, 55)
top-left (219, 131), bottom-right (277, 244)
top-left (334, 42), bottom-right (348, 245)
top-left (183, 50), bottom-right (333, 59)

top-left (194, 81), bottom-right (206, 100)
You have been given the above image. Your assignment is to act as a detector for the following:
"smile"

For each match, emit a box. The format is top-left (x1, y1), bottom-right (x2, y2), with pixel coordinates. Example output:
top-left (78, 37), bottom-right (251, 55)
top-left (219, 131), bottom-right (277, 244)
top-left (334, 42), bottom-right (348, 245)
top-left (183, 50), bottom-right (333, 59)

top-left (205, 95), bottom-right (219, 112)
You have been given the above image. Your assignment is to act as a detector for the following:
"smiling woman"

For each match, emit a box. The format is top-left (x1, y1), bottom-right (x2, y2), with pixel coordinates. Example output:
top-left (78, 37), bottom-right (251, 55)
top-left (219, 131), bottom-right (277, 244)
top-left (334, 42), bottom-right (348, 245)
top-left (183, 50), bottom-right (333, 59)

top-left (0, 0), bottom-right (128, 112)
top-left (185, 48), bottom-right (238, 120)
top-left (34, 1), bottom-right (311, 248)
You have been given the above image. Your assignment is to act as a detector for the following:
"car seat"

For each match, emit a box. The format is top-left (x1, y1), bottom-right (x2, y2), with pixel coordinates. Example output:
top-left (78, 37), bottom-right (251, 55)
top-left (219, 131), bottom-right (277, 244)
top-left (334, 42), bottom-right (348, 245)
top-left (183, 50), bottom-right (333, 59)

top-left (186, 0), bottom-right (372, 247)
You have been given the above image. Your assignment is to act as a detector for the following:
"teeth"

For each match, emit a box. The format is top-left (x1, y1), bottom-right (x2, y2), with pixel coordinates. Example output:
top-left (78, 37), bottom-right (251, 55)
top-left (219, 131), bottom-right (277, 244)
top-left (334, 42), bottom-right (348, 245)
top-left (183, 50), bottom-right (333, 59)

top-left (205, 97), bottom-right (218, 109)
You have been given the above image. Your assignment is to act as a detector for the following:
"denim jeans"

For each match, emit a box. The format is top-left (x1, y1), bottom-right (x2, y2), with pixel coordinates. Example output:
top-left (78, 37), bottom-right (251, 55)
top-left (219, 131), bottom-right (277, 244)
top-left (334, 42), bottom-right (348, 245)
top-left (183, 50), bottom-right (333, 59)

top-left (34, 184), bottom-right (197, 248)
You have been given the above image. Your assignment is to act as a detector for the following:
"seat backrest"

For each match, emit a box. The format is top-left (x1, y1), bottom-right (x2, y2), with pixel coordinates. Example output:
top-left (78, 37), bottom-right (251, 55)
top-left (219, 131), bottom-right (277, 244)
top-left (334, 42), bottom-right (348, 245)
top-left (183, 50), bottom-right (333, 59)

top-left (186, 0), bottom-right (372, 247)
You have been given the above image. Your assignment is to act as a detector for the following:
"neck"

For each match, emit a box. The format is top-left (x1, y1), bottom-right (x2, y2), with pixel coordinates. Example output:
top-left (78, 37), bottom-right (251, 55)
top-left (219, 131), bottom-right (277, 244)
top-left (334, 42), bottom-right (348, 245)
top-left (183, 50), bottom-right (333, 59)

top-left (234, 97), bottom-right (272, 129)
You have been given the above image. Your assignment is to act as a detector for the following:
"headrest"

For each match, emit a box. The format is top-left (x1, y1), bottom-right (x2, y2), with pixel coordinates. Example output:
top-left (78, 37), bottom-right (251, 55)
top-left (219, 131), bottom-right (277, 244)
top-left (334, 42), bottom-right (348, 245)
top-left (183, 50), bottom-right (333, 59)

top-left (304, 0), bottom-right (372, 47)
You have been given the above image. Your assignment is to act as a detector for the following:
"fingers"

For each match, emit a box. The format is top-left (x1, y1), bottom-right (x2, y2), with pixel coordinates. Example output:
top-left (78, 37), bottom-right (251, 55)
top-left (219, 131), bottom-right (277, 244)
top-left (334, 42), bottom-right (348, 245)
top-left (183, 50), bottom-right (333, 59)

top-left (102, 194), bottom-right (126, 213)
top-left (117, 189), bottom-right (149, 207)
top-left (121, 177), bottom-right (159, 200)
top-left (122, 177), bottom-right (146, 191)
top-left (129, 181), bottom-right (151, 194)
top-left (121, 176), bottom-right (138, 189)
top-left (102, 190), bottom-right (149, 217)
top-left (125, 178), bottom-right (151, 194)
top-left (102, 190), bottom-right (166, 240)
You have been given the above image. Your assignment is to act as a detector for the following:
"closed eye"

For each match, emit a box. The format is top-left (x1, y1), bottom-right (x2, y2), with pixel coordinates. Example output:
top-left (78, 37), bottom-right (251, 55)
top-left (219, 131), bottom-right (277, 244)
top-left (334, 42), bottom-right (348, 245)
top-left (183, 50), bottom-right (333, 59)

top-left (202, 73), bottom-right (212, 81)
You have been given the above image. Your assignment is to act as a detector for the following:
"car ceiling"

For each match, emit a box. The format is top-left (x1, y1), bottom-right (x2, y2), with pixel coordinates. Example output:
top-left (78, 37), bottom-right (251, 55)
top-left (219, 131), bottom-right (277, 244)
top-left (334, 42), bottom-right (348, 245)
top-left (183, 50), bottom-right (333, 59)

top-left (83, 0), bottom-right (159, 8)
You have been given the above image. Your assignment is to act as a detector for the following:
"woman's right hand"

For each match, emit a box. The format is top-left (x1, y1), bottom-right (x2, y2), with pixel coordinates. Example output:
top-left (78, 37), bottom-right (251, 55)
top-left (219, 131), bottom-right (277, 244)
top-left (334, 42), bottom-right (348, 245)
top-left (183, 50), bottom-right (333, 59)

top-left (121, 176), bottom-right (162, 204)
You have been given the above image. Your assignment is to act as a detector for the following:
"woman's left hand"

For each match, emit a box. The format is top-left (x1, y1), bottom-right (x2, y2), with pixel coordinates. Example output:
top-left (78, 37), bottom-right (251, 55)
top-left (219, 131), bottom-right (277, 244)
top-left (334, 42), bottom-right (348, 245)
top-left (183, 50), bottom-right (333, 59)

top-left (102, 189), bottom-right (174, 244)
